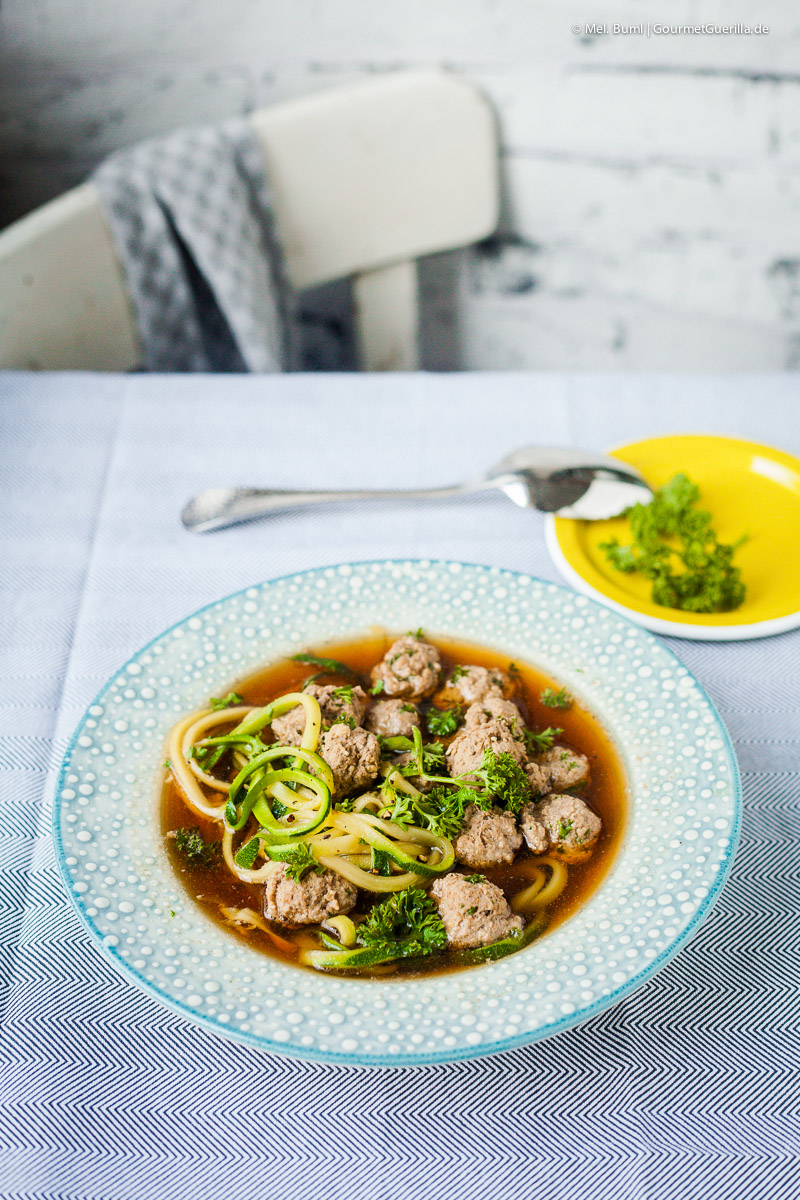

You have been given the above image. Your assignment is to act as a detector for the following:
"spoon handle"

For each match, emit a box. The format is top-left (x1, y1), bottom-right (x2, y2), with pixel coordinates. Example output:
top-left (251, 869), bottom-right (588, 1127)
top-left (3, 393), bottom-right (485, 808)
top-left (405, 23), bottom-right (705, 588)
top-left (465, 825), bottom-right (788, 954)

top-left (181, 480), bottom-right (490, 533)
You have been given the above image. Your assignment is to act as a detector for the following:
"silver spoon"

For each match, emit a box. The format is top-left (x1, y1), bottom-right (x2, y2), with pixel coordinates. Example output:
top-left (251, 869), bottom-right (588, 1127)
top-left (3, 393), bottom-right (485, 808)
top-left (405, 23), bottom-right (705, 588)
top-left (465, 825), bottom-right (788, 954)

top-left (181, 446), bottom-right (652, 533)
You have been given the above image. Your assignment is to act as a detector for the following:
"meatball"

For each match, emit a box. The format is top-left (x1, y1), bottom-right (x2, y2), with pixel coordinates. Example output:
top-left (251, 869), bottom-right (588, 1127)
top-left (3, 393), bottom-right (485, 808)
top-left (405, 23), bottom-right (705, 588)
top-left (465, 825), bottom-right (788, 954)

top-left (534, 793), bottom-right (602, 861)
top-left (446, 719), bottom-right (527, 778)
top-left (431, 873), bottom-right (523, 949)
top-left (365, 698), bottom-right (420, 738)
top-left (370, 635), bottom-right (442, 699)
top-left (263, 861), bottom-right (357, 926)
top-left (524, 760), bottom-right (550, 796)
top-left (453, 804), bottom-right (522, 869)
top-left (272, 684), bottom-right (370, 746)
top-left (519, 801), bottom-right (549, 853)
top-left (533, 745), bottom-right (590, 793)
top-left (448, 665), bottom-right (512, 705)
top-left (318, 723), bottom-right (381, 796)
top-left (464, 694), bottom-right (523, 729)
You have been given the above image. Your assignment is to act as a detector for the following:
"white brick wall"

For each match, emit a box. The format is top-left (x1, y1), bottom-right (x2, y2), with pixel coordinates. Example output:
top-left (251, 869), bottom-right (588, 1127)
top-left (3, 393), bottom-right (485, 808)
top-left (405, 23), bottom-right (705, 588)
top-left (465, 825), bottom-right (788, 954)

top-left (1, 0), bottom-right (798, 370)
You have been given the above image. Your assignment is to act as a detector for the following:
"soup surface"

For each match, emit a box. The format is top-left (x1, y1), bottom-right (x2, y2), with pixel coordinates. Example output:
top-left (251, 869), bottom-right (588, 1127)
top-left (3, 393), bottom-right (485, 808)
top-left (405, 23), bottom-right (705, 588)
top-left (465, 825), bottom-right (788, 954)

top-left (162, 632), bottom-right (628, 977)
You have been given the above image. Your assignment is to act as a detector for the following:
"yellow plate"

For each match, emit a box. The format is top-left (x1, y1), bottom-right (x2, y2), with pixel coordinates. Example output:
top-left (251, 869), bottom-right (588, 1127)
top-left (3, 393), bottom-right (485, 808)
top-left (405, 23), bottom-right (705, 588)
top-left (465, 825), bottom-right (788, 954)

top-left (546, 434), bottom-right (800, 641)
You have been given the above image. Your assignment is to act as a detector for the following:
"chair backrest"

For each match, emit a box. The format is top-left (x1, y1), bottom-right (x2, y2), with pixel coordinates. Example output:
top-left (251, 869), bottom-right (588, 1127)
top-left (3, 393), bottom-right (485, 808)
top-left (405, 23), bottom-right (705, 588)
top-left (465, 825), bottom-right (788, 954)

top-left (0, 70), bottom-right (498, 372)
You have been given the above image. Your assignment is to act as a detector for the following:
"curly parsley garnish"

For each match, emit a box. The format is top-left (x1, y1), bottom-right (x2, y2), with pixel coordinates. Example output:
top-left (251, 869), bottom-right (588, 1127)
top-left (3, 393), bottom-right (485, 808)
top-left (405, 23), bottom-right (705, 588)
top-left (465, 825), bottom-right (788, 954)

top-left (469, 749), bottom-right (530, 815)
top-left (281, 841), bottom-right (325, 883)
top-left (387, 782), bottom-right (477, 840)
top-left (358, 888), bottom-right (447, 955)
top-left (599, 472), bottom-right (746, 613)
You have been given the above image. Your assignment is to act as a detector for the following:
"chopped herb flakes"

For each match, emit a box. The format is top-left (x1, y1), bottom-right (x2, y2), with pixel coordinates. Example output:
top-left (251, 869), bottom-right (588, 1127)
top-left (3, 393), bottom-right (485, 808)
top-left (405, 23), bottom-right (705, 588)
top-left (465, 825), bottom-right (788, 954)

top-left (599, 472), bottom-right (746, 613)
top-left (463, 874), bottom-right (486, 884)
top-left (332, 714), bottom-right (357, 729)
top-left (541, 687), bottom-right (572, 710)
top-left (426, 705), bottom-right (462, 737)
top-left (370, 679), bottom-right (385, 696)
top-left (172, 827), bottom-right (221, 868)
top-left (449, 665), bottom-right (468, 683)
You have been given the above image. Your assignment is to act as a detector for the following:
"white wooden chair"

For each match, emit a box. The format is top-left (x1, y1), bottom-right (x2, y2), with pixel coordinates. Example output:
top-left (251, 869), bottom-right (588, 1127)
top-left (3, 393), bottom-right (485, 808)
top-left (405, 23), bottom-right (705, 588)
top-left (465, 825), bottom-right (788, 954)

top-left (0, 70), bottom-right (498, 372)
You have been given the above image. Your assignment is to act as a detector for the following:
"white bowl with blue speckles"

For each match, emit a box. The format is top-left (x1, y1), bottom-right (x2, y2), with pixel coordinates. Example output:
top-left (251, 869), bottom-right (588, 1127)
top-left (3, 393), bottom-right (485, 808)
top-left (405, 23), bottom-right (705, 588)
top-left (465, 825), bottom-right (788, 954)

top-left (53, 561), bottom-right (741, 1066)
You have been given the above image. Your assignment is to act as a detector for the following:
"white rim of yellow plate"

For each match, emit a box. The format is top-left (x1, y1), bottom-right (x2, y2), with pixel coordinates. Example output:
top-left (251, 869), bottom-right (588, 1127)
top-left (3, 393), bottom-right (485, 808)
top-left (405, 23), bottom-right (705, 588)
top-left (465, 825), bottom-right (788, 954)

top-left (545, 518), bottom-right (800, 642)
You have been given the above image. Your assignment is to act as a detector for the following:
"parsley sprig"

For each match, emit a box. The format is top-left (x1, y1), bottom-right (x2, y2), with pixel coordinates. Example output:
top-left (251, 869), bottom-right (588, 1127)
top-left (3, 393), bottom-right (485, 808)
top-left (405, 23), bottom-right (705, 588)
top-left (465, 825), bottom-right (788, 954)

top-left (383, 747), bottom-right (531, 836)
top-left (521, 725), bottom-right (563, 754)
top-left (281, 841), bottom-right (325, 883)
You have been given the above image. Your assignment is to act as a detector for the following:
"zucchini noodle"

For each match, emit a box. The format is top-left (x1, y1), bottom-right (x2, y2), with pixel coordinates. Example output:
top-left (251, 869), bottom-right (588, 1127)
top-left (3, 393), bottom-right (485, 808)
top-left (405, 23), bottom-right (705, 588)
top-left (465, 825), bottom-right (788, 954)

top-left (167, 709), bottom-right (233, 819)
top-left (352, 793), bottom-right (383, 813)
top-left (322, 915), bottom-right (357, 947)
top-left (317, 854), bottom-right (425, 893)
top-left (235, 692), bottom-right (322, 764)
top-left (381, 766), bottom-right (423, 798)
top-left (222, 827), bottom-right (277, 883)
top-left (511, 857), bottom-right (568, 916)
top-left (218, 904), bottom-right (297, 954)
top-left (332, 811), bottom-right (454, 878)
top-left (181, 706), bottom-right (253, 790)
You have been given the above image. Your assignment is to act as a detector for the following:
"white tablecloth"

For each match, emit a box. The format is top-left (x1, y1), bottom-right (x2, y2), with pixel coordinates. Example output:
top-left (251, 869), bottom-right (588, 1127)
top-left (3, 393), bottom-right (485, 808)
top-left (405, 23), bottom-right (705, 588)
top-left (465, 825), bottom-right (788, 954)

top-left (2, 371), bottom-right (799, 1200)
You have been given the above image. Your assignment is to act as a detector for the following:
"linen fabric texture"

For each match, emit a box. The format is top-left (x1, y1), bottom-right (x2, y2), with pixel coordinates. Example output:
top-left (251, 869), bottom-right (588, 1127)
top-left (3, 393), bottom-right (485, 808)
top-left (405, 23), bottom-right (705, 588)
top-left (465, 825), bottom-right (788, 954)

top-left (1, 372), bottom-right (798, 1200)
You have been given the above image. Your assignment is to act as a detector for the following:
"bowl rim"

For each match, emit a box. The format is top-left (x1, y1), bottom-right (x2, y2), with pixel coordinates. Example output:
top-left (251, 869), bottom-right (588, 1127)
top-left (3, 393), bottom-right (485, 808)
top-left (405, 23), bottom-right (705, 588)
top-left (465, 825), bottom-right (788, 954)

top-left (52, 558), bottom-right (742, 1067)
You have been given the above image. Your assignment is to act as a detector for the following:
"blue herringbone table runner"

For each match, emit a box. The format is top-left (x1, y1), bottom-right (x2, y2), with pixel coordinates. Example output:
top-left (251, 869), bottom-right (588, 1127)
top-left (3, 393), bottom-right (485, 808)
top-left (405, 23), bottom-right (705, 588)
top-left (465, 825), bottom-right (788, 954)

top-left (1, 372), bottom-right (798, 1200)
